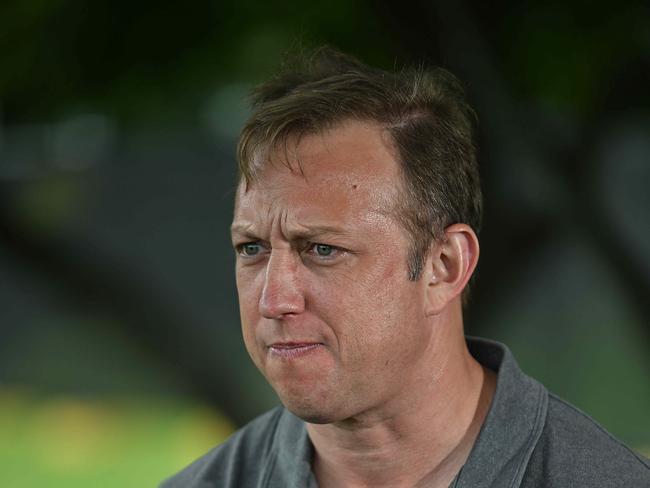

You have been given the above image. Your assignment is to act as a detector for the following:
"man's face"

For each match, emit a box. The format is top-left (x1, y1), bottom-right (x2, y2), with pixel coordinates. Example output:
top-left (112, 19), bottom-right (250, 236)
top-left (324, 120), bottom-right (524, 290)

top-left (231, 120), bottom-right (434, 423)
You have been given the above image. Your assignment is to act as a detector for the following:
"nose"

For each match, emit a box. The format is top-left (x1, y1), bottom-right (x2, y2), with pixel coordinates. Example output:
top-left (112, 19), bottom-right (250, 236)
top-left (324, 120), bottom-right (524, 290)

top-left (259, 250), bottom-right (305, 319)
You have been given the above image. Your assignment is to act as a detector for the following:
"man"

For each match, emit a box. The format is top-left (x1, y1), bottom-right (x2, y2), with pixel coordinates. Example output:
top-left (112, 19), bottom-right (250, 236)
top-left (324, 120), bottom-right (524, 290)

top-left (162, 48), bottom-right (649, 487)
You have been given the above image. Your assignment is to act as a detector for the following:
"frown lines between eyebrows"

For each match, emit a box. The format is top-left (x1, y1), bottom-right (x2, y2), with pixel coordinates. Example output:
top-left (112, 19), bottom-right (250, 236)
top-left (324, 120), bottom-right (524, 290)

top-left (231, 221), bottom-right (349, 242)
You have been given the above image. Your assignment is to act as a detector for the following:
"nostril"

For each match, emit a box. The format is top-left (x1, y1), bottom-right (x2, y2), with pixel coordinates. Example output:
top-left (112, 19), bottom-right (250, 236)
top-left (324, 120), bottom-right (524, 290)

top-left (259, 293), bottom-right (304, 319)
top-left (259, 281), bottom-right (306, 318)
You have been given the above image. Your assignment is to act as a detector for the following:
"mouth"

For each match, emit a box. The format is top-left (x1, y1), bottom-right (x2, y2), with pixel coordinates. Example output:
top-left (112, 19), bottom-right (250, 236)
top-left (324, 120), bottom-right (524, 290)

top-left (268, 342), bottom-right (324, 359)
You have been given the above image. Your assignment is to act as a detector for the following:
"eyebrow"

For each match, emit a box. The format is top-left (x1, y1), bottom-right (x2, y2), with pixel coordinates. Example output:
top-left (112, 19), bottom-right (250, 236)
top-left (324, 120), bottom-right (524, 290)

top-left (230, 223), bottom-right (348, 240)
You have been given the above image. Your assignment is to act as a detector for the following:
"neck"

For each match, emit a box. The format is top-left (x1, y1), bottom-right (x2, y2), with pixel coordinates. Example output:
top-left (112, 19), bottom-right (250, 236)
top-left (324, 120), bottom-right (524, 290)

top-left (306, 313), bottom-right (496, 488)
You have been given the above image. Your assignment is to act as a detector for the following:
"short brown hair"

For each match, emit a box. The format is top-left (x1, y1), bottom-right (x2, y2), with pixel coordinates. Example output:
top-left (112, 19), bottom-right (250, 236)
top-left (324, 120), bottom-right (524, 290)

top-left (237, 47), bottom-right (482, 282)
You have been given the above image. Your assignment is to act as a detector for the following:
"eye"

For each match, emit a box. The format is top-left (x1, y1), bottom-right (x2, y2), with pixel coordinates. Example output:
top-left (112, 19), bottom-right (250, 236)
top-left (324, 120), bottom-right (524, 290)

top-left (313, 244), bottom-right (334, 257)
top-left (237, 242), bottom-right (263, 257)
top-left (306, 242), bottom-right (342, 261)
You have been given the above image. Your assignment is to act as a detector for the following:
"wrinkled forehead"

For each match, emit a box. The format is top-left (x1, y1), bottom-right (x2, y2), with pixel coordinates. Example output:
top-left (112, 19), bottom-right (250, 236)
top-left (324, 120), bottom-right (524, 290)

top-left (234, 162), bottom-right (397, 225)
top-left (233, 121), bottom-right (403, 225)
top-left (239, 120), bottom-right (400, 188)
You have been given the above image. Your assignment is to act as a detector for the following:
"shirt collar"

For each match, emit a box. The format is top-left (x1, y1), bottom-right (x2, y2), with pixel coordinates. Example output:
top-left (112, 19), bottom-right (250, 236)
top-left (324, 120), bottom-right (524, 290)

top-left (455, 337), bottom-right (548, 488)
top-left (267, 407), bottom-right (316, 487)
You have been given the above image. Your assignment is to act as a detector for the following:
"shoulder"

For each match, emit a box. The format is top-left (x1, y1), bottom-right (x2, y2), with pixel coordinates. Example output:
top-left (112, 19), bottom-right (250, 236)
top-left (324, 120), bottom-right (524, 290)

top-left (159, 406), bottom-right (285, 488)
top-left (522, 393), bottom-right (650, 487)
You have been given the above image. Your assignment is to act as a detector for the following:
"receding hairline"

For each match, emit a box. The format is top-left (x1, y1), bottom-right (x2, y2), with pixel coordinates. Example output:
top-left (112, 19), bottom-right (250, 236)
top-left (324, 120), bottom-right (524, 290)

top-left (235, 118), bottom-right (426, 250)
top-left (238, 116), bottom-right (415, 188)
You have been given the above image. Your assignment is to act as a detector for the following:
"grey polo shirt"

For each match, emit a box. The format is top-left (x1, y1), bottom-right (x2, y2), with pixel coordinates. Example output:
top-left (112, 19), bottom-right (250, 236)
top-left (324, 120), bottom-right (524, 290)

top-left (160, 337), bottom-right (650, 487)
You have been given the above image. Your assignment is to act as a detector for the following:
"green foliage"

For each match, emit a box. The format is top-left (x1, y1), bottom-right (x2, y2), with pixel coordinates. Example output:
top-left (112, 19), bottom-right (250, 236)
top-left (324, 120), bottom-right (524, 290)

top-left (0, 0), bottom-right (393, 125)
top-left (0, 389), bottom-right (233, 487)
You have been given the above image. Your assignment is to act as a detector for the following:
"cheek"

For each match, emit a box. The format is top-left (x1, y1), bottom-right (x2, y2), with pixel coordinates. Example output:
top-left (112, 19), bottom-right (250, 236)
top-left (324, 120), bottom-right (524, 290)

top-left (236, 265), bottom-right (263, 312)
top-left (356, 252), bottom-right (413, 317)
top-left (313, 253), bottom-right (418, 357)
top-left (236, 270), bottom-right (264, 351)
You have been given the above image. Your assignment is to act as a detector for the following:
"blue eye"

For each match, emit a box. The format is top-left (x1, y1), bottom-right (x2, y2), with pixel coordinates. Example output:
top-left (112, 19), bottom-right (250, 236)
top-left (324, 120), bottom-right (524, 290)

top-left (313, 244), bottom-right (334, 257)
top-left (240, 243), bottom-right (261, 256)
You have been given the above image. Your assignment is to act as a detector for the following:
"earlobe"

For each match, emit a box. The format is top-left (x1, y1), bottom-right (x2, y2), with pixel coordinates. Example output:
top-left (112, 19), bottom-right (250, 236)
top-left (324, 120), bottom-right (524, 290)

top-left (424, 224), bottom-right (480, 316)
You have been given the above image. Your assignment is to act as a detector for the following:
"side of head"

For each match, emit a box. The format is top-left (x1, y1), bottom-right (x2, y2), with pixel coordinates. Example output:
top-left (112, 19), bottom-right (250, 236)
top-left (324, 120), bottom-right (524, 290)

top-left (237, 48), bottom-right (483, 295)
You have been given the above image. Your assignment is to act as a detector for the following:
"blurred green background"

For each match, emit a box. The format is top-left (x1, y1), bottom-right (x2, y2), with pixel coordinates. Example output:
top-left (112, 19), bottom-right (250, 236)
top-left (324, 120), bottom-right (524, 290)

top-left (1, 0), bottom-right (649, 485)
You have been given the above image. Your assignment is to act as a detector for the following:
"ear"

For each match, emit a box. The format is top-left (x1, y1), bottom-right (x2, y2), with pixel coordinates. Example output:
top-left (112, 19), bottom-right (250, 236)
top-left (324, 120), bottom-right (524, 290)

top-left (424, 223), bottom-right (480, 316)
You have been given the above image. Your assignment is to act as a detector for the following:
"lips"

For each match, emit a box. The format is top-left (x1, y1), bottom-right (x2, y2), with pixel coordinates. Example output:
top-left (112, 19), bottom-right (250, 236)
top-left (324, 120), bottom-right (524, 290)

top-left (268, 342), bottom-right (323, 359)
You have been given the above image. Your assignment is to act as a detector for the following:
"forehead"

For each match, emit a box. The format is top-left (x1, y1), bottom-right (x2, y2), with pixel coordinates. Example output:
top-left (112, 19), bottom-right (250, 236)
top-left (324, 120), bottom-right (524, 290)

top-left (234, 121), bottom-right (402, 227)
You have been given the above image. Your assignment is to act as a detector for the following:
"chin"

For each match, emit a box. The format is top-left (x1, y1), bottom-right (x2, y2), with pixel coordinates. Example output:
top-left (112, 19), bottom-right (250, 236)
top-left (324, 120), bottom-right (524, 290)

top-left (285, 404), bottom-right (337, 424)
top-left (278, 393), bottom-right (342, 424)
